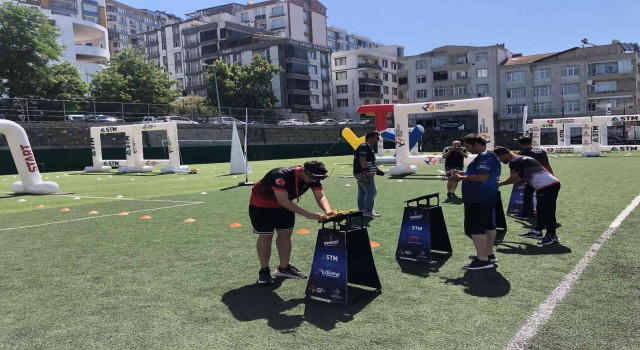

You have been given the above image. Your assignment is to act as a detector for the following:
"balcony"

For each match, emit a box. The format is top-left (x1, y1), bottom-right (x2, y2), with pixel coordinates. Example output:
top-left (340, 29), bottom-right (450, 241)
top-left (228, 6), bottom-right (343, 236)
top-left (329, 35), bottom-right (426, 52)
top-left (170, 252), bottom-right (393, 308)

top-left (357, 62), bottom-right (382, 70)
top-left (587, 88), bottom-right (634, 96)
top-left (358, 77), bottom-right (383, 85)
top-left (359, 92), bottom-right (383, 99)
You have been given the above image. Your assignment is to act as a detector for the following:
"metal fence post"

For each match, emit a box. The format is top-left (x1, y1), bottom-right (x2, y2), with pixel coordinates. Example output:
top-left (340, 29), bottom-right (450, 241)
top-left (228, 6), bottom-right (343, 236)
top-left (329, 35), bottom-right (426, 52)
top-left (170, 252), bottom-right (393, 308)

top-left (25, 98), bottom-right (30, 122)
top-left (62, 100), bottom-right (66, 122)
top-left (121, 102), bottom-right (124, 121)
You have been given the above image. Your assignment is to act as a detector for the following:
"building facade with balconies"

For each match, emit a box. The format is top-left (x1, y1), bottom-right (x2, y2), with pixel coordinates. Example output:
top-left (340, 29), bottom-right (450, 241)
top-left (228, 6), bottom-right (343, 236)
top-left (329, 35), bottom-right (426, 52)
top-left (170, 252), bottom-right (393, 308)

top-left (144, 15), bottom-right (332, 112)
top-left (105, 0), bottom-right (180, 56)
top-left (399, 44), bottom-right (512, 130)
top-left (498, 41), bottom-right (640, 130)
top-left (331, 46), bottom-right (404, 118)
top-left (2, 0), bottom-right (111, 83)
top-left (326, 26), bottom-right (381, 52)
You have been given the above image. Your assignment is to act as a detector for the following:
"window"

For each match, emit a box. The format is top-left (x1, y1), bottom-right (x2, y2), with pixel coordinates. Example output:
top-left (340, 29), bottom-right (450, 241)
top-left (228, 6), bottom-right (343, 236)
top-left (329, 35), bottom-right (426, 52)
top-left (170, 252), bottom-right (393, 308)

top-left (433, 86), bottom-right (447, 97)
top-left (589, 60), bottom-right (632, 75)
top-left (416, 75), bottom-right (427, 84)
top-left (588, 81), bottom-right (617, 93)
top-left (432, 56), bottom-right (446, 67)
top-left (534, 102), bottom-right (552, 114)
top-left (534, 68), bottom-right (551, 80)
top-left (454, 70), bottom-right (468, 80)
top-left (311, 95), bottom-right (320, 104)
top-left (270, 18), bottom-right (285, 29)
top-left (454, 55), bottom-right (467, 64)
top-left (507, 87), bottom-right (526, 99)
top-left (336, 85), bottom-right (348, 94)
top-left (271, 5), bottom-right (284, 16)
top-left (307, 51), bottom-right (316, 60)
top-left (416, 89), bottom-right (428, 99)
top-left (506, 104), bottom-right (526, 114)
top-left (382, 59), bottom-right (388, 68)
top-left (562, 83), bottom-right (580, 95)
top-left (416, 60), bottom-right (427, 69)
top-left (392, 74), bottom-right (397, 83)
top-left (392, 87), bottom-right (397, 96)
top-left (308, 65), bottom-right (317, 75)
top-left (337, 99), bottom-right (348, 107)
top-left (475, 52), bottom-right (488, 62)
top-left (309, 80), bottom-right (319, 89)
top-left (383, 86), bottom-right (389, 94)
top-left (563, 100), bottom-right (580, 113)
top-left (391, 62), bottom-right (397, 69)
top-left (335, 71), bottom-right (347, 80)
top-left (433, 71), bottom-right (448, 81)
top-left (534, 85), bottom-right (551, 96)
top-left (453, 84), bottom-right (468, 95)
top-left (383, 73), bottom-right (389, 81)
top-left (241, 12), bottom-right (250, 22)
top-left (561, 65), bottom-right (580, 77)
top-left (506, 71), bottom-right (525, 82)
top-left (477, 68), bottom-right (488, 78)
top-left (476, 84), bottom-right (490, 95)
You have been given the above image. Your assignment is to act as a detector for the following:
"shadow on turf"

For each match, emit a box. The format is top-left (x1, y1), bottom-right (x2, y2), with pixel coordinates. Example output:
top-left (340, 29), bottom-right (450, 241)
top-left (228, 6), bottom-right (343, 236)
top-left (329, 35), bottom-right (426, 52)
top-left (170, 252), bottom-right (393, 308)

top-left (396, 252), bottom-right (452, 277)
top-left (387, 174), bottom-right (444, 181)
top-left (441, 269), bottom-right (511, 298)
top-left (496, 240), bottom-right (572, 256)
top-left (221, 280), bottom-right (379, 332)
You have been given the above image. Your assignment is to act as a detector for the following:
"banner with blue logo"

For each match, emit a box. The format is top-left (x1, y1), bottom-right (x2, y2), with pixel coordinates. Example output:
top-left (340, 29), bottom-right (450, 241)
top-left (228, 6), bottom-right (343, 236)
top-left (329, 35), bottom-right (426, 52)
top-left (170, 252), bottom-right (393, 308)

top-left (306, 228), bottom-right (349, 303)
top-left (507, 182), bottom-right (526, 216)
top-left (396, 207), bottom-right (432, 262)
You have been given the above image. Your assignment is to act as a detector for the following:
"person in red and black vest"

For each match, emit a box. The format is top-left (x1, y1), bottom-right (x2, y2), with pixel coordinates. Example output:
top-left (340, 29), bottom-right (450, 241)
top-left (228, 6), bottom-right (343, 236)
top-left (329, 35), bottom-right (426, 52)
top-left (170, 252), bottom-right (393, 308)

top-left (249, 160), bottom-right (335, 285)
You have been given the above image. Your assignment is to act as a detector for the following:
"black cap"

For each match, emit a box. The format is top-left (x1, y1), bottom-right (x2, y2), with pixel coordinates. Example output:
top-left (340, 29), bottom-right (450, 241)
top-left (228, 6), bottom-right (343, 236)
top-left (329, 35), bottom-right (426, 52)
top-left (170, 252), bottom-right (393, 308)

top-left (303, 161), bottom-right (329, 180)
top-left (493, 146), bottom-right (511, 157)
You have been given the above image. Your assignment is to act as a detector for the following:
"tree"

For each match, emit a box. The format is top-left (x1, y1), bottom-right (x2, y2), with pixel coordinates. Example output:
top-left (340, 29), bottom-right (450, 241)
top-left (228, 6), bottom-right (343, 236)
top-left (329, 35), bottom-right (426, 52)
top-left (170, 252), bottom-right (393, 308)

top-left (0, 3), bottom-right (63, 97)
top-left (91, 48), bottom-right (179, 104)
top-left (172, 96), bottom-right (213, 117)
top-left (36, 62), bottom-right (89, 100)
top-left (207, 54), bottom-right (283, 111)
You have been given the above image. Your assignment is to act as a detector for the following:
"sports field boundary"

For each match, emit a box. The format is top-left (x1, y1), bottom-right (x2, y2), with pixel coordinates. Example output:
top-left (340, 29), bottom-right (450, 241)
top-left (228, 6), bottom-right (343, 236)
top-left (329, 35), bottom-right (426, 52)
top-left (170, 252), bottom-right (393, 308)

top-left (504, 194), bottom-right (640, 350)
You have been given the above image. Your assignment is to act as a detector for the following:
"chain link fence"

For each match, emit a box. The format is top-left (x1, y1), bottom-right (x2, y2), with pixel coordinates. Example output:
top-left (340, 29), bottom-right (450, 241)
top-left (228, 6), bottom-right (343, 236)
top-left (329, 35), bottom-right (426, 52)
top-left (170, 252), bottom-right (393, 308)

top-left (0, 97), bottom-right (353, 125)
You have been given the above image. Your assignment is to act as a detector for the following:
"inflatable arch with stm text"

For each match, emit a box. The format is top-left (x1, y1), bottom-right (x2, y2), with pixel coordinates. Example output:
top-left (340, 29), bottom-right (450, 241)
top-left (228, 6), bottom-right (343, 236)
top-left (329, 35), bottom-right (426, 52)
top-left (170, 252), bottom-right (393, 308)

top-left (0, 120), bottom-right (59, 194)
top-left (357, 97), bottom-right (495, 176)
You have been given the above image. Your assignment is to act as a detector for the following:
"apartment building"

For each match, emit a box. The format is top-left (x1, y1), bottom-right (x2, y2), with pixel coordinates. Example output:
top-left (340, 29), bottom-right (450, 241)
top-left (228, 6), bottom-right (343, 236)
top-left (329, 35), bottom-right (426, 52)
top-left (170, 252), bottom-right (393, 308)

top-left (399, 44), bottom-right (512, 129)
top-left (2, 0), bottom-right (110, 82)
top-left (331, 46), bottom-right (404, 118)
top-left (145, 15), bottom-right (332, 111)
top-left (498, 41), bottom-right (640, 130)
top-left (326, 26), bottom-right (380, 52)
top-left (105, 0), bottom-right (180, 56)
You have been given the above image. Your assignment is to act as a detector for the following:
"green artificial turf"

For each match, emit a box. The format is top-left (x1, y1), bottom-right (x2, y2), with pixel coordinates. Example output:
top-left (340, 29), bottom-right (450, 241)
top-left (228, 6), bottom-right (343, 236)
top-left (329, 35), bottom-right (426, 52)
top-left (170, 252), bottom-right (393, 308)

top-left (0, 153), bottom-right (638, 349)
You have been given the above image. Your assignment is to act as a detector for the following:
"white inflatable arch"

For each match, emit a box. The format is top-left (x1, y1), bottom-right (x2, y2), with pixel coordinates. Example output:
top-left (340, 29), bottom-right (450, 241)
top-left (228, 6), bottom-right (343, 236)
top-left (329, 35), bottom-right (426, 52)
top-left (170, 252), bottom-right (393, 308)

top-left (0, 120), bottom-right (59, 194)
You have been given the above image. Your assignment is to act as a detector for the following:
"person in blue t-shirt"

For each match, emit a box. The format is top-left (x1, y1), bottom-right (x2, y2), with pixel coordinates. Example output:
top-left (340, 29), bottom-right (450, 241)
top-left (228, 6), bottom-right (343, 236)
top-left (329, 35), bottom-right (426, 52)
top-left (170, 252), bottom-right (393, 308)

top-left (449, 134), bottom-right (501, 271)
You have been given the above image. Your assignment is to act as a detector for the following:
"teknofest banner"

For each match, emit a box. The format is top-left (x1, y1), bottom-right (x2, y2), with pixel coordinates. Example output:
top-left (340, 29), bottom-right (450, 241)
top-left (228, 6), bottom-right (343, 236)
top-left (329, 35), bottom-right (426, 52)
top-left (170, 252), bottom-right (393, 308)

top-left (396, 207), bottom-right (431, 262)
top-left (306, 228), bottom-right (349, 303)
top-left (507, 182), bottom-right (526, 216)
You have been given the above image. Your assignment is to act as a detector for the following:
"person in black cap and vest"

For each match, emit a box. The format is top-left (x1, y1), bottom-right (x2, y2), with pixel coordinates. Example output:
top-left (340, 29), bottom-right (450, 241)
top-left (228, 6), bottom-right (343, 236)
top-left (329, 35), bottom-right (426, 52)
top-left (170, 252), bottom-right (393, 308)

top-left (249, 160), bottom-right (335, 285)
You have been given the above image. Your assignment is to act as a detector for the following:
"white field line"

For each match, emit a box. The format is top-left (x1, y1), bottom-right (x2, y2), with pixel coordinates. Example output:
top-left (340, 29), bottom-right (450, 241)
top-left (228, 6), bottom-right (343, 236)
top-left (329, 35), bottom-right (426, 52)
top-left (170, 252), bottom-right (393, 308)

top-left (0, 202), bottom-right (203, 232)
top-left (504, 194), bottom-right (640, 350)
top-left (56, 194), bottom-right (204, 204)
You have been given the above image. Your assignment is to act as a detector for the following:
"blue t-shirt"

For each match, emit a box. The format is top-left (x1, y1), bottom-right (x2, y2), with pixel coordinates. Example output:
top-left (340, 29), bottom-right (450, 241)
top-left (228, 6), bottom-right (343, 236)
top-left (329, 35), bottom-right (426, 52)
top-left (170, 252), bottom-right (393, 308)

top-left (461, 150), bottom-right (501, 204)
top-left (353, 142), bottom-right (376, 175)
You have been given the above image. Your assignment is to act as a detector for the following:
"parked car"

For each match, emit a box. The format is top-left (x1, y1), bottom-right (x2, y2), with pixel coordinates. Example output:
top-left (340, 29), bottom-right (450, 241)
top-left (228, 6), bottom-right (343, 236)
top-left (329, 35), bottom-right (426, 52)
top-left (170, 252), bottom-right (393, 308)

top-left (210, 116), bottom-right (245, 125)
top-left (338, 119), bottom-right (358, 125)
top-left (142, 116), bottom-right (158, 123)
top-left (161, 116), bottom-right (199, 124)
top-left (277, 118), bottom-right (307, 125)
top-left (314, 118), bottom-right (338, 125)
top-left (85, 114), bottom-right (124, 123)
top-left (64, 114), bottom-right (86, 122)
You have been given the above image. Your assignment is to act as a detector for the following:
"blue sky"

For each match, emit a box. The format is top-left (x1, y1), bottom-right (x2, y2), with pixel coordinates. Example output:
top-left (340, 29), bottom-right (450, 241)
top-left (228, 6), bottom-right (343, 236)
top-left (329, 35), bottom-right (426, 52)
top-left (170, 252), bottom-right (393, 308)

top-left (129, 0), bottom-right (639, 56)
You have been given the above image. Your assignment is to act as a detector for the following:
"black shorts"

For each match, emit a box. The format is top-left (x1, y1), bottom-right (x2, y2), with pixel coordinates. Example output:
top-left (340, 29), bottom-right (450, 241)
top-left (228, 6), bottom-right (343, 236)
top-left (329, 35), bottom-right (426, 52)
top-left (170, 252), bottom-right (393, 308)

top-left (249, 205), bottom-right (295, 235)
top-left (464, 202), bottom-right (496, 236)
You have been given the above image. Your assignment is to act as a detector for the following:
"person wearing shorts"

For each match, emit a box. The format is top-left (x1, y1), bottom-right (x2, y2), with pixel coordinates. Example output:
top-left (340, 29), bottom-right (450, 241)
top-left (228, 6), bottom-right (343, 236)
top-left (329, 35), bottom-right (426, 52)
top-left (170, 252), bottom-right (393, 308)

top-left (249, 160), bottom-right (334, 285)
top-left (450, 134), bottom-right (501, 270)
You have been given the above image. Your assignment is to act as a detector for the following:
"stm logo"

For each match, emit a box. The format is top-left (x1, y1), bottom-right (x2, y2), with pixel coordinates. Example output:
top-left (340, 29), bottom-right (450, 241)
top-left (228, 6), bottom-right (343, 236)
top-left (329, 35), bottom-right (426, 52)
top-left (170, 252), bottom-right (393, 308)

top-left (422, 103), bottom-right (435, 112)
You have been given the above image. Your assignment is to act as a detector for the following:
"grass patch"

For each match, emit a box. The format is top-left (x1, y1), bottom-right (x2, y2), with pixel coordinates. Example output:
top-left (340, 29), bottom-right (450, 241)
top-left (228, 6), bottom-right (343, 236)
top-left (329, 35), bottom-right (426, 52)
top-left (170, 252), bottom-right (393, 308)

top-left (0, 153), bottom-right (638, 349)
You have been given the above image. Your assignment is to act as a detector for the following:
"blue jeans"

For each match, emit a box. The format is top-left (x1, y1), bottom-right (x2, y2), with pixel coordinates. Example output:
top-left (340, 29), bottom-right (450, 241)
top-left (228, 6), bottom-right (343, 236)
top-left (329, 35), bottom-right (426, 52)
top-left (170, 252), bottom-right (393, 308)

top-left (355, 174), bottom-right (377, 213)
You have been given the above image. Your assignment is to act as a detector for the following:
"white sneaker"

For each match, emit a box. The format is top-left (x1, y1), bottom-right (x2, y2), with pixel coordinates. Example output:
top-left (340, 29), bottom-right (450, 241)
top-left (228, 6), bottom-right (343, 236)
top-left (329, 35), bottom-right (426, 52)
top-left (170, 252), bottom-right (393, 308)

top-left (364, 211), bottom-right (381, 218)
